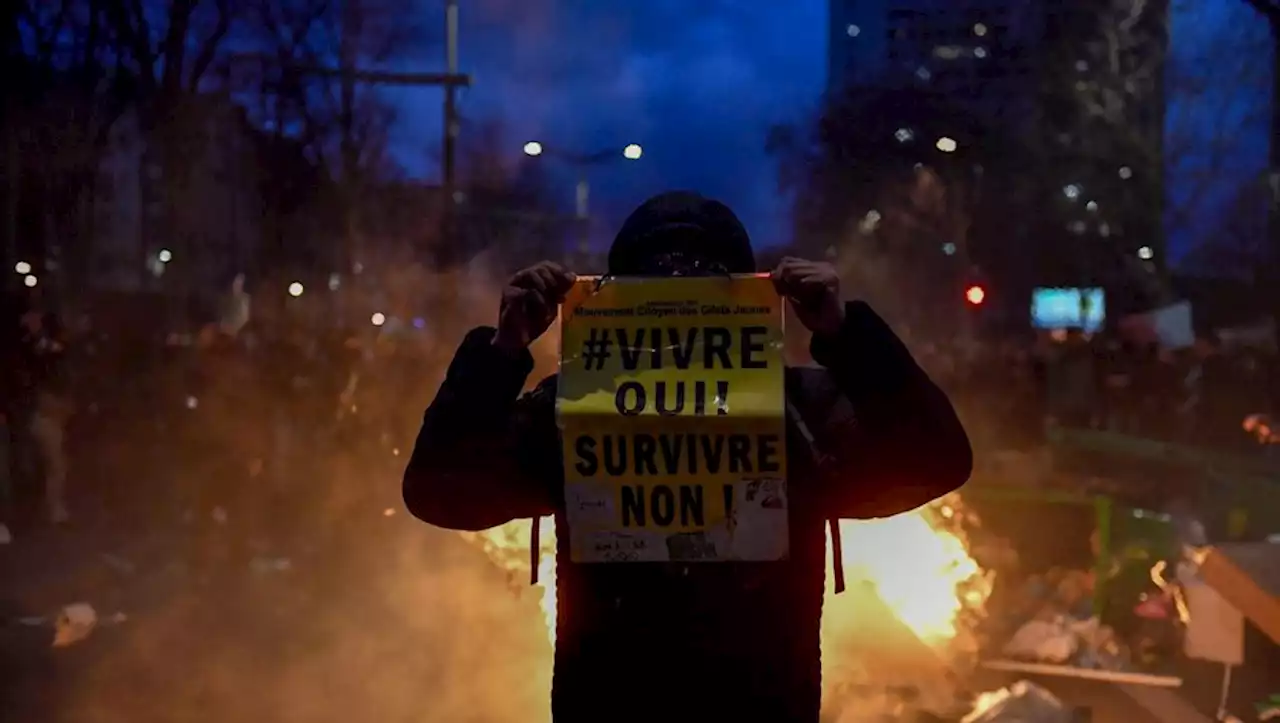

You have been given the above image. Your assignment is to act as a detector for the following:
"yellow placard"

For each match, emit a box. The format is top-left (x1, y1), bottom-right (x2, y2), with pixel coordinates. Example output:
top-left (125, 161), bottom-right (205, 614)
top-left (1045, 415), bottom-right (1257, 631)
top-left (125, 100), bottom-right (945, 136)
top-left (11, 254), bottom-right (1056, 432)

top-left (557, 275), bottom-right (789, 563)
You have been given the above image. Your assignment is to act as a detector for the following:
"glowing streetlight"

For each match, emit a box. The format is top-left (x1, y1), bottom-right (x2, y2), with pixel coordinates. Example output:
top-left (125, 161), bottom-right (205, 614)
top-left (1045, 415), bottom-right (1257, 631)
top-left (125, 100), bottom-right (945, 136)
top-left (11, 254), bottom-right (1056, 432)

top-left (158, 248), bottom-right (172, 263)
top-left (523, 141), bottom-right (543, 157)
top-left (23, 275), bottom-right (37, 288)
top-left (1137, 246), bottom-right (1154, 260)
top-left (371, 312), bottom-right (386, 327)
top-left (14, 261), bottom-right (30, 275)
top-left (288, 281), bottom-right (304, 297)
top-left (936, 136), bottom-right (958, 153)
top-left (622, 143), bottom-right (643, 160)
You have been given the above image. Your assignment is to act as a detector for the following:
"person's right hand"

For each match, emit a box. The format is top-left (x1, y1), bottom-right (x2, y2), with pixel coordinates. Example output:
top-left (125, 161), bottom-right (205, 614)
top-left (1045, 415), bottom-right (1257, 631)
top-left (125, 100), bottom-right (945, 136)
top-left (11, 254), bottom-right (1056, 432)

top-left (493, 261), bottom-right (576, 355)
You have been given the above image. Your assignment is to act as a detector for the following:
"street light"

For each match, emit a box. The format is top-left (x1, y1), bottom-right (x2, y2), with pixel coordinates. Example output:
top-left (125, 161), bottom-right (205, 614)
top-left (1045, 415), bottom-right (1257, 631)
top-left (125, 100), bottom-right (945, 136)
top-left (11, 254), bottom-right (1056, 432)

top-left (158, 249), bottom-right (173, 263)
top-left (371, 312), bottom-right (386, 327)
top-left (23, 275), bottom-right (37, 288)
top-left (520, 141), bottom-right (643, 164)
top-left (288, 281), bottom-right (304, 297)
top-left (936, 136), bottom-right (958, 153)
top-left (14, 261), bottom-right (30, 275)
top-left (520, 140), bottom-right (645, 259)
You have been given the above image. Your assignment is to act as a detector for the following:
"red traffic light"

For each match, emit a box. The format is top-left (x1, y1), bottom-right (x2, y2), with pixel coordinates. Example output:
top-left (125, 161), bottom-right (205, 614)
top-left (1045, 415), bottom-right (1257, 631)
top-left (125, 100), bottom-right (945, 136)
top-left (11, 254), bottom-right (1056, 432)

top-left (964, 285), bottom-right (986, 305)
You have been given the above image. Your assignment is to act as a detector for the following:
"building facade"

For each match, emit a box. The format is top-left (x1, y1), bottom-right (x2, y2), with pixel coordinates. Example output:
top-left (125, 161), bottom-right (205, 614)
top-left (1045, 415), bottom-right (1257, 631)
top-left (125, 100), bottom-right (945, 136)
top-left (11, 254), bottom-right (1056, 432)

top-left (828, 0), bottom-right (1053, 127)
top-left (827, 0), bottom-right (1175, 316)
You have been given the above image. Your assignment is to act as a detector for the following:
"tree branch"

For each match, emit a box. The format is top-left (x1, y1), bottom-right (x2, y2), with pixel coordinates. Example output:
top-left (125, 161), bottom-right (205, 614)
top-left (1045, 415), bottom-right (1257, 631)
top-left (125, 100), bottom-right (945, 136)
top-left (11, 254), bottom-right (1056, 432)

top-left (159, 0), bottom-right (195, 96)
top-left (187, 0), bottom-right (231, 92)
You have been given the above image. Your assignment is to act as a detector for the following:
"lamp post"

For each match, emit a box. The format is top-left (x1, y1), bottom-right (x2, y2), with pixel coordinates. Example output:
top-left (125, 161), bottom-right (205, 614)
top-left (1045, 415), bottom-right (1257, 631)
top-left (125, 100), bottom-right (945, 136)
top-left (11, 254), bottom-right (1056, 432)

top-left (522, 141), bottom-right (643, 262)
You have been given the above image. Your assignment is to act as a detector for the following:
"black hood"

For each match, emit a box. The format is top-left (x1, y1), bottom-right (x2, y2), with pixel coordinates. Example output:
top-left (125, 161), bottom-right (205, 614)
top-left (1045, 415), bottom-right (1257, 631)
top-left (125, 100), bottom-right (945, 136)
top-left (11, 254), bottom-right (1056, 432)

top-left (607, 191), bottom-right (756, 276)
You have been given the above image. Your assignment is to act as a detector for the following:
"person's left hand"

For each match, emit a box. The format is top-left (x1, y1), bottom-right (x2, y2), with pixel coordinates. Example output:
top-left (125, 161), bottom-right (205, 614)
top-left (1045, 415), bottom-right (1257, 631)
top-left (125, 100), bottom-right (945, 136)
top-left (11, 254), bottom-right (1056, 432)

top-left (771, 257), bottom-right (845, 337)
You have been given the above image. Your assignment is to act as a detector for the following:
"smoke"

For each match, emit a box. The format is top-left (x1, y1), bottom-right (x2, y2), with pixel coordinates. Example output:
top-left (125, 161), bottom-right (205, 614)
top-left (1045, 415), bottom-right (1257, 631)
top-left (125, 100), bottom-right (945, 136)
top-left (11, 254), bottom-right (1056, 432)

top-left (23, 256), bottom-right (564, 723)
top-left (30, 246), bottom-right (983, 723)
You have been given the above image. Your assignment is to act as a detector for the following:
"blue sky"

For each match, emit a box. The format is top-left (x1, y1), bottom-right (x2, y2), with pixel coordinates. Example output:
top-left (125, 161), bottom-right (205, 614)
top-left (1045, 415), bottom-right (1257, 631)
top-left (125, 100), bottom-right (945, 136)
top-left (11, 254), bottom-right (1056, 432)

top-left (388, 0), bottom-right (826, 251)
top-left (1164, 0), bottom-right (1274, 267)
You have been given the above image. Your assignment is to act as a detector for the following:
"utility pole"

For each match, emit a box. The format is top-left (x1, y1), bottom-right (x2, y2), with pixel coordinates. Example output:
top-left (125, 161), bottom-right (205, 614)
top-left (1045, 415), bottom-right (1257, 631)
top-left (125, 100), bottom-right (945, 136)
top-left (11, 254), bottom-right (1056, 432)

top-left (443, 0), bottom-right (460, 207)
top-left (227, 1), bottom-right (470, 320)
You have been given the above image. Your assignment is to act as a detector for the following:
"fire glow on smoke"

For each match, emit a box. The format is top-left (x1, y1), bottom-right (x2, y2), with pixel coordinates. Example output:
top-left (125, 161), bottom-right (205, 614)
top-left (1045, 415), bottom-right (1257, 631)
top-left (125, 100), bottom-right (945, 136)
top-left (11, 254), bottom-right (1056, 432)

top-left (462, 494), bottom-right (990, 712)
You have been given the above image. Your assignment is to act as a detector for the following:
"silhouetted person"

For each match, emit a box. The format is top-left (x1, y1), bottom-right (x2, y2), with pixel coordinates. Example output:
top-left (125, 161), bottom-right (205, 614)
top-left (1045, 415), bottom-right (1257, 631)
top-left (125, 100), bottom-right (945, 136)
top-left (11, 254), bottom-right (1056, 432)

top-left (403, 192), bottom-right (972, 723)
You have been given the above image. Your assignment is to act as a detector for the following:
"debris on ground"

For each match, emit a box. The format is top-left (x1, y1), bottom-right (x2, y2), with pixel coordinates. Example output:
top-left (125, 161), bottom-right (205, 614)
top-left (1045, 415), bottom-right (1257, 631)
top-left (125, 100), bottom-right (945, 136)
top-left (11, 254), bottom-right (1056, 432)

top-left (52, 602), bottom-right (98, 648)
top-left (1000, 613), bottom-right (1130, 670)
top-left (23, 603), bottom-right (130, 649)
top-left (961, 681), bottom-right (1075, 723)
top-left (249, 556), bottom-right (292, 574)
top-left (99, 552), bottom-right (136, 575)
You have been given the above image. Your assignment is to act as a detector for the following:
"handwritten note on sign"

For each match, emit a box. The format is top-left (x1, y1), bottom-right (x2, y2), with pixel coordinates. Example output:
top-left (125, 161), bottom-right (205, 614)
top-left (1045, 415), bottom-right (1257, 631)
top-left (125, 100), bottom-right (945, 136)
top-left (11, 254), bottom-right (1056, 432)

top-left (557, 275), bottom-right (789, 563)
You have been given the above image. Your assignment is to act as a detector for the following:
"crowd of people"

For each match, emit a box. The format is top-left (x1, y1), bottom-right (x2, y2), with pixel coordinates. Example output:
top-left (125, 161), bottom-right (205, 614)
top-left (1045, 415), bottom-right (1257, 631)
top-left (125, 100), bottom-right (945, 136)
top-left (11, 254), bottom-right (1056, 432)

top-left (916, 328), bottom-right (1280, 457)
top-left (2, 287), bottom-right (1277, 556)
top-left (2, 283), bottom-right (1277, 722)
top-left (0, 292), bottom-right (439, 563)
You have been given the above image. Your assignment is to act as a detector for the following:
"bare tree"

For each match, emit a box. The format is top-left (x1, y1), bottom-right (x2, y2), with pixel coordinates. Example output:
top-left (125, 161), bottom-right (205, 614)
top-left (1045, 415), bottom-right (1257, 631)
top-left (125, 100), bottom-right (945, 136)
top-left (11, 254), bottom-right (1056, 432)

top-left (238, 0), bottom-right (431, 180)
top-left (101, 0), bottom-right (238, 114)
top-left (227, 0), bottom-right (437, 297)
top-left (2, 0), bottom-right (135, 283)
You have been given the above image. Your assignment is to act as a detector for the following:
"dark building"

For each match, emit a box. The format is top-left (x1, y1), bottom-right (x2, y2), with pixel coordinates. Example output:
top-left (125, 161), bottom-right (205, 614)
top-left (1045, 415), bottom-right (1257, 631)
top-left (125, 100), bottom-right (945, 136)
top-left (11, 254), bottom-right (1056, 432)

top-left (828, 0), bottom-right (1052, 127)
top-left (826, 0), bottom-right (1172, 318)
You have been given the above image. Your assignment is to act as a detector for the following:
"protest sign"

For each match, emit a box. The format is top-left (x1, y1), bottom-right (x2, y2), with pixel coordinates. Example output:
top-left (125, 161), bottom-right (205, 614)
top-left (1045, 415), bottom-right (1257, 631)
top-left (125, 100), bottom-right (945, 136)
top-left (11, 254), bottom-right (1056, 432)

top-left (558, 275), bottom-right (789, 563)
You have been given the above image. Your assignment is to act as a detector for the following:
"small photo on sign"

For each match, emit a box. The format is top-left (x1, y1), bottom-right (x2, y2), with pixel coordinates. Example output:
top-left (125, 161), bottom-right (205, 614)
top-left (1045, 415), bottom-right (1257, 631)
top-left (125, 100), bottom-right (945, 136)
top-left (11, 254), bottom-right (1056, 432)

top-left (745, 477), bottom-right (786, 510)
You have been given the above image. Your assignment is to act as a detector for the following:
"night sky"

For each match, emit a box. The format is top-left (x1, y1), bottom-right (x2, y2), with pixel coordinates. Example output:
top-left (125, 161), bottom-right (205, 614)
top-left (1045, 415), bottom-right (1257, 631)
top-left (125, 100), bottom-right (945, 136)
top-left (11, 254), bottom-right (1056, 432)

top-left (388, 0), bottom-right (1273, 265)
top-left (389, 0), bottom-right (825, 251)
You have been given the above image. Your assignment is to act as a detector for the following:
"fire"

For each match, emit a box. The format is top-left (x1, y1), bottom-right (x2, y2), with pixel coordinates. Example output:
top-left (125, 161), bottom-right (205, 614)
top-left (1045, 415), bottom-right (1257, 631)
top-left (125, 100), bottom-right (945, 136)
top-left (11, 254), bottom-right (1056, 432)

top-left (464, 495), bottom-right (988, 660)
top-left (461, 516), bottom-right (558, 644)
top-left (825, 500), bottom-right (987, 648)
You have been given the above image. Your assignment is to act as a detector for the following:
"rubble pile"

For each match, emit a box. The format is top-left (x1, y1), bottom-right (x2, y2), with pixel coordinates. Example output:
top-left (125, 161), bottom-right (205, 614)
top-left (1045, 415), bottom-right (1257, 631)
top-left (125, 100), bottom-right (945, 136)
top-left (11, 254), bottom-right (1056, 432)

top-left (981, 558), bottom-right (1181, 672)
top-left (960, 681), bottom-right (1079, 723)
top-left (820, 679), bottom-right (1086, 723)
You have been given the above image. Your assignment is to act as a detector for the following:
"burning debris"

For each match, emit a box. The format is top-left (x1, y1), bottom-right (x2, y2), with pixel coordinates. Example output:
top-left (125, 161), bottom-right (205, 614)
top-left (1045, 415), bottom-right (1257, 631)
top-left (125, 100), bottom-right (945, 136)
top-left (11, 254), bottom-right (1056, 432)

top-left (464, 494), bottom-right (992, 720)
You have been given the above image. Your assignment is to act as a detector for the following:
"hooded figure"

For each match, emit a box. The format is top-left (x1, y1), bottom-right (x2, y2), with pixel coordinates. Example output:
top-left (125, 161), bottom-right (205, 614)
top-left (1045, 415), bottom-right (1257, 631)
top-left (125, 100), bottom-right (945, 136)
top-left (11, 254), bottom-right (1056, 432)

top-left (403, 192), bottom-right (971, 723)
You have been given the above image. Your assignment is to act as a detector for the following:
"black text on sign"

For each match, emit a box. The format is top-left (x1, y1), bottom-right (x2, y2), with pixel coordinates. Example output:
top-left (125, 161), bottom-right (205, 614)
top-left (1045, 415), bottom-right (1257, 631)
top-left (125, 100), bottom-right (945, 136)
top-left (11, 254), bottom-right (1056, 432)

top-left (604, 326), bottom-right (771, 371)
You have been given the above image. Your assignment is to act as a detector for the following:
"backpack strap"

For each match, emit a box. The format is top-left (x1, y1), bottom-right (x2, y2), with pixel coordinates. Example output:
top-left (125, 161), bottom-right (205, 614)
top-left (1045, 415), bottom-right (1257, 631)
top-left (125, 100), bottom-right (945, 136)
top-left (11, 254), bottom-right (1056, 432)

top-left (530, 517), bottom-right (541, 586)
top-left (829, 519), bottom-right (846, 594)
top-left (787, 384), bottom-right (848, 595)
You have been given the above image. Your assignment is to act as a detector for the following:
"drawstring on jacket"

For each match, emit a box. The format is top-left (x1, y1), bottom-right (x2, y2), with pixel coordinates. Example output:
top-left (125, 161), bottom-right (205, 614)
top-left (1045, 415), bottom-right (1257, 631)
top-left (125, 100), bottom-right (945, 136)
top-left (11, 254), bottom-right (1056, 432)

top-left (528, 401), bottom-right (847, 595)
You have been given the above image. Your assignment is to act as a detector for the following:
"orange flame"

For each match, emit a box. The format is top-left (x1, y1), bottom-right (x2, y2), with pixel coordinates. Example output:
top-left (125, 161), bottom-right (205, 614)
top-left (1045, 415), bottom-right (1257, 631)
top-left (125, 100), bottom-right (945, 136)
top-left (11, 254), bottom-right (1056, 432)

top-left (461, 517), bottom-right (558, 643)
top-left (465, 494), bottom-right (988, 668)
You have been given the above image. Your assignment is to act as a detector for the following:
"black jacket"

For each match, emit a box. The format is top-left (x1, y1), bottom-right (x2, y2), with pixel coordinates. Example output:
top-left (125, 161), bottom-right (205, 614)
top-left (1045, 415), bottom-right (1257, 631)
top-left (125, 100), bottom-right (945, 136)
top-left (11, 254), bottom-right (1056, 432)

top-left (404, 301), bottom-right (971, 723)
